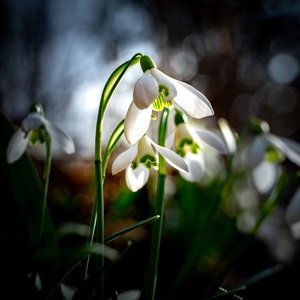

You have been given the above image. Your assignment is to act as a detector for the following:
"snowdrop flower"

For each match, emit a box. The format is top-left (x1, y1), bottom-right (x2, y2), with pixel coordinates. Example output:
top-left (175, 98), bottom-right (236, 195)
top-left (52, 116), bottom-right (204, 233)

top-left (248, 118), bottom-right (300, 193)
top-left (112, 135), bottom-right (188, 192)
top-left (218, 118), bottom-right (237, 155)
top-left (124, 55), bottom-right (214, 145)
top-left (167, 110), bottom-right (228, 182)
top-left (286, 187), bottom-right (300, 239)
top-left (7, 102), bottom-right (75, 163)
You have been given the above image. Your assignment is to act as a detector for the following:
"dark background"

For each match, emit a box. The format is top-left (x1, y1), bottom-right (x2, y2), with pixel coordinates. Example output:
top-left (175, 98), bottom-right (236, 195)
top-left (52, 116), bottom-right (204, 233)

top-left (1, 0), bottom-right (300, 299)
top-left (1, 0), bottom-right (300, 154)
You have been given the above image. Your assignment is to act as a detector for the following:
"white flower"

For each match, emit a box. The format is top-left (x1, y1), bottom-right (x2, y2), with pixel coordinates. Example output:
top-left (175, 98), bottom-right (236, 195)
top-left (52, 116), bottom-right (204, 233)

top-left (7, 109), bottom-right (75, 163)
top-left (218, 118), bottom-right (237, 155)
top-left (124, 56), bottom-right (214, 145)
top-left (112, 135), bottom-right (188, 192)
top-left (286, 188), bottom-right (300, 239)
top-left (248, 129), bottom-right (300, 194)
top-left (167, 113), bottom-right (228, 182)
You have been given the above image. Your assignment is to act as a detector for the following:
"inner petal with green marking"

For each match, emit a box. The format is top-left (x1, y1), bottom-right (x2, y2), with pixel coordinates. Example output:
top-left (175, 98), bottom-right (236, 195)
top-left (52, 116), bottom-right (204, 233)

top-left (29, 126), bottom-right (47, 145)
top-left (152, 93), bottom-right (173, 111)
top-left (131, 136), bottom-right (158, 170)
top-left (175, 123), bottom-right (202, 157)
top-left (150, 68), bottom-right (177, 101)
top-left (264, 146), bottom-right (285, 163)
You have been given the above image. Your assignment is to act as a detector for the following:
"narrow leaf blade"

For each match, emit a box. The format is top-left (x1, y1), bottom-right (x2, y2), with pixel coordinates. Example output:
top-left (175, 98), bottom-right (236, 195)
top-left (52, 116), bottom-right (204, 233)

top-left (105, 215), bottom-right (160, 244)
top-left (102, 119), bottom-right (125, 174)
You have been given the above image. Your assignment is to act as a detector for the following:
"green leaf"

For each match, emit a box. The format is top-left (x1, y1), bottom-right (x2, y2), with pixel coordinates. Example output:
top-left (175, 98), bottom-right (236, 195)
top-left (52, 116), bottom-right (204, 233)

top-left (72, 241), bottom-right (132, 300)
top-left (102, 119), bottom-right (125, 175)
top-left (105, 215), bottom-right (160, 244)
top-left (37, 243), bottom-right (119, 300)
top-left (234, 264), bottom-right (283, 290)
top-left (56, 222), bottom-right (90, 238)
top-left (252, 170), bottom-right (287, 234)
top-left (0, 112), bottom-right (60, 277)
top-left (56, 215), bottom-right (160, 244)
top-left (203, 286), bottom-right (245, 300)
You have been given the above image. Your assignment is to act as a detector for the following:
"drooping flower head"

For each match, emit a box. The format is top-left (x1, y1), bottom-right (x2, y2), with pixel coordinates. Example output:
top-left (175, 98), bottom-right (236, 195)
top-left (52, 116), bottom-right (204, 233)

top-left (112, 135), bottom-right (188, 192)
top-left (124, 55), bottom-right (214, 145)
top-left (248, 118), bottom-right (300, 193)
top-left (7, 102), bottom-right (75, 163)
top-left (167, 110), bottom-right (228, 182)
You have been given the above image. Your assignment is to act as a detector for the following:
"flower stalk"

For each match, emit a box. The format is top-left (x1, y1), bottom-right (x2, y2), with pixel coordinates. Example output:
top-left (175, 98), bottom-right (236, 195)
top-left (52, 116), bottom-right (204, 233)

top-left (146, 107), bottom-right (170, 300)
top-left (31, 134), bottom-right (52, 296)
top-left (85, 53), bottom-right (143, 296)
top-left (39, 134), bottom-right (52, 245)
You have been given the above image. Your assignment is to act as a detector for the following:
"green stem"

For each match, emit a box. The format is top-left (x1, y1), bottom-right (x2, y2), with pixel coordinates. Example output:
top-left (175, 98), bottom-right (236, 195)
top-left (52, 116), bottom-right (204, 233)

top-left (95, 159), bottom-right (104, 298)
top-left (84, 196), bottom-right (97, 280)
top-left (90, 53), bottom-right (143, 297)
top-left (202, 170), bottom-right (287, 298)
top-left (32, 136), bottom-right (52, 297)
top-left (146, 108), bottom-right (170, 300)
top-left (39, 136), bottom-right (52, 244)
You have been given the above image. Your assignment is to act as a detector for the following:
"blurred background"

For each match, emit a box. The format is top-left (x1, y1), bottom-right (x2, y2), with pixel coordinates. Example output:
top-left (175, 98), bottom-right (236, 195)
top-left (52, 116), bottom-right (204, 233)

top-left (1, 0), bottom-right (300, 299)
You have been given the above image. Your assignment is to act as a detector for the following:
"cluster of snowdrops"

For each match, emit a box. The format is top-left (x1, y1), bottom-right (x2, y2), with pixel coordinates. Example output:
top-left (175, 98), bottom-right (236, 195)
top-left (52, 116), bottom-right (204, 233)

top-left (6, 54), bottom-right (300, 300)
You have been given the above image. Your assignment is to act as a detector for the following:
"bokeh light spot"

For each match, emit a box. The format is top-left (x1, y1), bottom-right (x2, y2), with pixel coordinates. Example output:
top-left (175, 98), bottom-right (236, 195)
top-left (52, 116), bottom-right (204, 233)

top-left (268, 53), bottom-right (299, 84)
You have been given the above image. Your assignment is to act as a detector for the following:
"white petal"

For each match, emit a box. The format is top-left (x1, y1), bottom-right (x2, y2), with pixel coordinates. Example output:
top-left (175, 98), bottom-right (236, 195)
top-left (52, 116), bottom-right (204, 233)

top-left (167, 77), bottom-right (214, 118)
top-left (180, 152), bottom-right (205, 182)
top-left (289, 221), bottom-right (300, 239)
top-left (248, 136), bottom-right (268, 168)
top-left (112, 144), bottom-right (138, 175)
top-left (150, 69), bottom-right (177, 101)
top-left (147, 137), bottom-right (188, 173)
top-left (6, 128), bottom-right (29, 163)
top-left (124, 100), bottom-right (152, 144)
top-left (21, 112), bottom-right (45, 132)
top-left (196, 129), bottom-right (228, 154)
top-left (125, 165), bottom-right (149, 192)
top-left (218, 118), bottom-right (237, 154)
top-left (165, 132), bottom-right (175, 150)
top-left (133, 70), bottom-right (159, 109)
top-left (251, 160), bottom-right (278, 194)
top-left (265, 133), bottom-right (300, 167)
top-left (286, 188), bottom-right (300, 225)
top-left (43, 120), bottom-right (75, 154)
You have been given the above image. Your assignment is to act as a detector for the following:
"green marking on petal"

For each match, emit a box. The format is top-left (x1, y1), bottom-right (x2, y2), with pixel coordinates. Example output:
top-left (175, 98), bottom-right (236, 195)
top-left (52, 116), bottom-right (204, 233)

top-left (140, 154), bottom-right (158, 169)
top-left (191, 143), bottom-right (201, 154)
top-left (176, 149), bottom-right (186, 157)
top-left (131, 159), bottom-right (138, 170)
top-left (159, 84), bottom-right (169, 97)
top-left (176, 138), bottom-right (201, 157)
top-left (265, 146), bottom-right (285, 163)
top-left (29, 130), bottom-right (39, 145)
top-left (179, 138), bottom-right (193, 148)
top-left (152, 93), bottom-right (173, 111)
top-left (174, 109), bottom-right (187, 125)
top-left (29, 125), bottom-right (47, 146)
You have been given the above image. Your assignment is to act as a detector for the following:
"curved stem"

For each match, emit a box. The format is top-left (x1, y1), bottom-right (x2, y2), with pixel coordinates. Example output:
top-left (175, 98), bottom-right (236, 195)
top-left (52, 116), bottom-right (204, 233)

top-left (146, 108), bottom-right (170, 300)
top-left (87, 53), bottom-right (143, 297)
